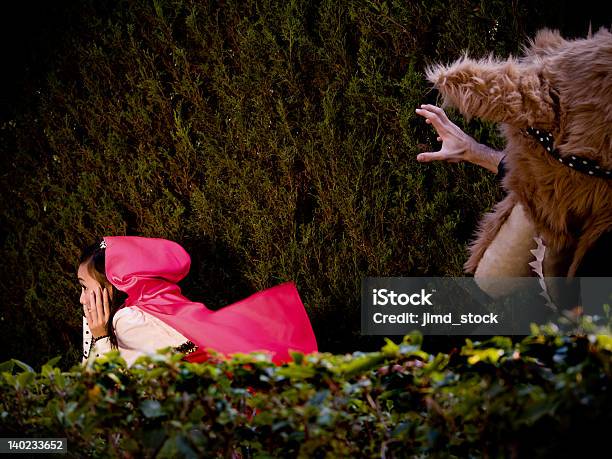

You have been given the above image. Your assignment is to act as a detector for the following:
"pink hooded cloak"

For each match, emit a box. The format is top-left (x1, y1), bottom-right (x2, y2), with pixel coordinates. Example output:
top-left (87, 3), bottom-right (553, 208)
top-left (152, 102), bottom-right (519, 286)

top-left (102, 236), bottom-right (318, 364)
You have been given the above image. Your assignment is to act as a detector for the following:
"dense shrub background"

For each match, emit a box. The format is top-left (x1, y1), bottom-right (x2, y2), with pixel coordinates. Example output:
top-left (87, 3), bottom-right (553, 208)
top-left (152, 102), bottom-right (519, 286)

top-left (1, 0), bottom-right (610, 367)
top-left (1, 332), bottom-right (611, 458)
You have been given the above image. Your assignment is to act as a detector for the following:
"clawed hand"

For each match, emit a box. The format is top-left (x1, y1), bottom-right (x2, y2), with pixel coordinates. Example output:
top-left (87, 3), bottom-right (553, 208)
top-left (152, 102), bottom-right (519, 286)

top-left (415, 104), bottom-right (504, 173)
top-left (415, 104), bottom-right (475, 163)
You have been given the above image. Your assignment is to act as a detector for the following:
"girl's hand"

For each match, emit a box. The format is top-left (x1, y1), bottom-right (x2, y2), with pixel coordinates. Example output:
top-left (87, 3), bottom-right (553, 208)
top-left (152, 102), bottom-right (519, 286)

top-left (84, 286), bottom-right (110, 338)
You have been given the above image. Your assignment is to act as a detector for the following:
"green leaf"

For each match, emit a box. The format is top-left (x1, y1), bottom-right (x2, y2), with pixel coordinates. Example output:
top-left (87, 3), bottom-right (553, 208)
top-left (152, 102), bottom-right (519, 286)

top-left (140, 400), bottom-right (165, 418)
top-left (106, 372), bottom-right (123, 387)
top-left (402, 332), bottom-right (423, 347)
top-left (142, 427), bottom-right (166, 451)
top-left (336, 353), bottom-right (386, 377)
top-left (276, 365), bottom-right (316, 379)
top-left (54, 370), bottom-right (66, 389)
top-left (289, 351), bottom-right (304, 365)
top-left (17, 371), bottom-right (35, 389)
top-left (156, 436), bottom-right (179, 459)
top-left (176, 435), bottom-right (199, 459)
top-left (2, 372), bottom-right (16, 387)
top-left (596, 335), bottom-right (612, 352)
top-left (392, 421), bottom-right (411, 438)
top-left (307, 389), bottom-right (330, 407)
top-left (43, 355), bottom-right (62, 369)
top-left (381, 337), bottom-right (399, 356)
top-left (464, 348), bottom-right (504, 365)
top-left (12, 359), bottom-right (34, 373)
top-left (0, 360), bottom-right (14, 374)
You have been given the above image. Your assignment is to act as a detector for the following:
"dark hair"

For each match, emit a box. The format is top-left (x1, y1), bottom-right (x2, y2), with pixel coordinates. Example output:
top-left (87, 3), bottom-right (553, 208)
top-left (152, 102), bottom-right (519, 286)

top-left (79, 240), bottom-right (128, 349)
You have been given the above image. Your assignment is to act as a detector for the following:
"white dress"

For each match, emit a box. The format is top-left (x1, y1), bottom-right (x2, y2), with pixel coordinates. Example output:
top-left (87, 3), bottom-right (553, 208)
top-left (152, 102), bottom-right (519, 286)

top-left (82, 306), bottom-right (196, 367)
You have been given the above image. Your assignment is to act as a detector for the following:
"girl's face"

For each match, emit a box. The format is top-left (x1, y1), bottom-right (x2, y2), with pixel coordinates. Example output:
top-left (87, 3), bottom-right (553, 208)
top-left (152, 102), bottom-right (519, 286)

top-left (77, 263), bottom-right (112, 310)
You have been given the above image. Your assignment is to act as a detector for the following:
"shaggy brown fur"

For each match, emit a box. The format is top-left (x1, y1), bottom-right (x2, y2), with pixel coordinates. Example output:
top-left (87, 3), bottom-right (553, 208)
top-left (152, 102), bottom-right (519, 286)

top-left (427, 28), bottom-right (612, 277)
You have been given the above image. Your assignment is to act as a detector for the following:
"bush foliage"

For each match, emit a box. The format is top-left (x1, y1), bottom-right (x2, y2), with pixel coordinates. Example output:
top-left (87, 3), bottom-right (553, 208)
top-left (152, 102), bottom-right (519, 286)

top-left (0, 0), bottom-right (606, 366)
top-left (1, 331), bottom-right (611, 458)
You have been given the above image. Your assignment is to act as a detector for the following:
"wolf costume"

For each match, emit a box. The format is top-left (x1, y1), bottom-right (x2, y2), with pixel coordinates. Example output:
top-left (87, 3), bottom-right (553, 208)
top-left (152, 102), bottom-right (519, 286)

top-left (427, 28), bottom-right (612, 304)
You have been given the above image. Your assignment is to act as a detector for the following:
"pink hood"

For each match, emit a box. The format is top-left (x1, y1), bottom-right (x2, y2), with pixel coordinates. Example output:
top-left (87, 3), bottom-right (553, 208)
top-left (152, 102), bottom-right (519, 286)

top-left (103, 236), bottom-right (318, 364)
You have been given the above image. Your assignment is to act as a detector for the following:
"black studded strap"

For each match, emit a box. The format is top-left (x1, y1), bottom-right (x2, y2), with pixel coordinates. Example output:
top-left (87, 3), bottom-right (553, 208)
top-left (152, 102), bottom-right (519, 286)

top-left (173, 340), bottom-right (199, 356)
top-left (525, 127), bottom-right (612, 179)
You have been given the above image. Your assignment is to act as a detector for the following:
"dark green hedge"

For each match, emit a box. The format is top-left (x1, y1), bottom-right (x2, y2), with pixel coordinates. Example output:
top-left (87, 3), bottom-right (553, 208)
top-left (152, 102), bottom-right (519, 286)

top-left (1, 330), bottom-right (611, 458)
top-left (0, 0), bottom-right (606, 367)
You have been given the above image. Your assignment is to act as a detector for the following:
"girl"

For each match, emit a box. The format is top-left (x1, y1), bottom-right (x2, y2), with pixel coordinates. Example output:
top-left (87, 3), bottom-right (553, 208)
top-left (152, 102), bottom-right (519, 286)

top-left (78, 236), bottom-right (318, 367)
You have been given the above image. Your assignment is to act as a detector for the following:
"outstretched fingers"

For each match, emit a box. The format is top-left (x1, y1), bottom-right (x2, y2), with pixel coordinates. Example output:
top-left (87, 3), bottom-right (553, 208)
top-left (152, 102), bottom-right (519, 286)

top-left (416, 104), bottom-right (450, 134)
top-left (417, 151), bottom-right (446, 162)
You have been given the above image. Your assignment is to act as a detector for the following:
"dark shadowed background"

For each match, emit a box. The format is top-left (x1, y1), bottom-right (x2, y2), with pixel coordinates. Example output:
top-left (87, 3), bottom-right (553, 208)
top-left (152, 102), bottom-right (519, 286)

top-left (1, 0), bottom-right (610, 368)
